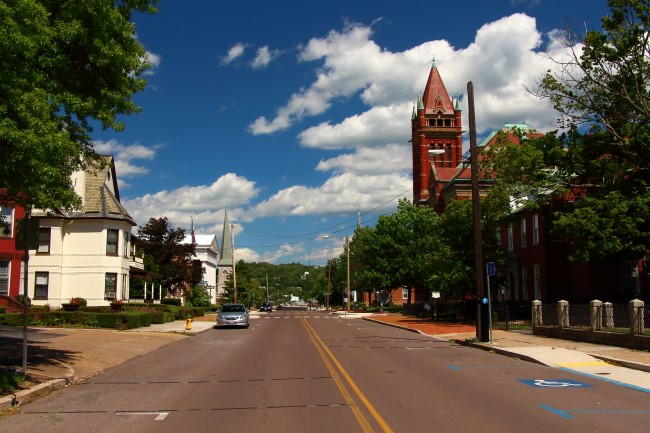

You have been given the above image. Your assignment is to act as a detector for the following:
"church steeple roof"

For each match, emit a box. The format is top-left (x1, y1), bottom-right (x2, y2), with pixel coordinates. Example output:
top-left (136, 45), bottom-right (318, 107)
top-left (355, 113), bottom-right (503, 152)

top-left (218, 209), bottom-right (233, 266)
top-left (421, 58), bottom-right (454, 115)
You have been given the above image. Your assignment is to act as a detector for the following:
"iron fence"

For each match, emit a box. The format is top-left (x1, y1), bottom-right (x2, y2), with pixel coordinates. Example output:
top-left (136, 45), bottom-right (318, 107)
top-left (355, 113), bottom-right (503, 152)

top-left (403, 300), bottom-right (648, 336)
top-left (402, 300), bottom-right (476, 322)
top-left (491, 301), bottom-right (532, 332)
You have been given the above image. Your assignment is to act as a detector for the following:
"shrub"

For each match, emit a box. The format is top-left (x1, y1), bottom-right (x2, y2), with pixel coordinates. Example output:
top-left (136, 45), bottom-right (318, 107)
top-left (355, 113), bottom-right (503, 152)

top-left (161, 298), bottom-right (181, 306)
top-left (0, 307), bottom-right (5, 314)
top-left (70, 297), bottom-right (87, 307)
top-left (82, 306), bottom-right (112, 313)
top-left (151, 311), bottom-right (175, 324)
top-left (13, 295), bottom-right (28, 306)
top-left (185, 285), bottom-right (211, 308)
top-left (0, 314), bottom-right (22, 326)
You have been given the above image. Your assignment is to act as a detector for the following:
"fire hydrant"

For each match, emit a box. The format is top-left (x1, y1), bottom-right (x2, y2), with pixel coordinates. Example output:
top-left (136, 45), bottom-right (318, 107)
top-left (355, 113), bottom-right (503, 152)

top-left (185, 316), bottom-right (192, 330)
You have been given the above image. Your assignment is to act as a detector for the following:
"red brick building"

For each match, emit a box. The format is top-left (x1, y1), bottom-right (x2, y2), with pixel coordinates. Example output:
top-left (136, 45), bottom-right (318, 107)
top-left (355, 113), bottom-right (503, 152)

top-left (412, 62), bottom-right (646, 304)
top-left (362, 61), bottom-right (647, 308)
top-left (0, 200), bottom-right (26, 300)
top-left (411, 59), bottom-right (463, 207)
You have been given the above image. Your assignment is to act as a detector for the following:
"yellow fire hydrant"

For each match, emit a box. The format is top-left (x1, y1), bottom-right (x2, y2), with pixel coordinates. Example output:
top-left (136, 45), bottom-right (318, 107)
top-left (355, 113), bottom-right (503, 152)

top-left (185, 316), bottom-right (192, 330)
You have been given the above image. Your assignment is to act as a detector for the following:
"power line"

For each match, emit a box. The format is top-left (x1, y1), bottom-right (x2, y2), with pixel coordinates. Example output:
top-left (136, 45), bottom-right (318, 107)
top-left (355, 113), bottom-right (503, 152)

top-left (237, 187), bottom-right (411, 249)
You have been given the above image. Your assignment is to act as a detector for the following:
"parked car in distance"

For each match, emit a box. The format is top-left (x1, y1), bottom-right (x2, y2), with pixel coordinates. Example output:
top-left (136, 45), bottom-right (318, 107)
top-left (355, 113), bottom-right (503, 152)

top-left (216, 303), bottom-right (249, 328)
top-left (260, 302), bottom-right (273, 312)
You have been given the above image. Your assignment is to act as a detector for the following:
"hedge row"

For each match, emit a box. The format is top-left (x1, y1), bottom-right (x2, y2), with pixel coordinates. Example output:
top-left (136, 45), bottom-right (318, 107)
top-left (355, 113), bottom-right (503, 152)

top-left (111, 303), bottom-right (204, 319)
top-left (0, 310), bottom-right (153, 330)
top-left (0, 303), bottom-right (204, 330)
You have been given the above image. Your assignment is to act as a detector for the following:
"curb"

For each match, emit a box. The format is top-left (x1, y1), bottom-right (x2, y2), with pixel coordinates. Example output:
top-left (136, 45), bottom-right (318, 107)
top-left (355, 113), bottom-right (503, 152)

top-left (365, 317), bottom-right (650, 373)
top-left (589, 353), bottom-right (650, 373)
top-left (363, 317), bottom-right (550, 366)
top-left (453, 339), bottom-right (548, 366)
top-left (362, 317), bottom-right (422, 334)
top-left (0, 379), bottom-right (67, 412)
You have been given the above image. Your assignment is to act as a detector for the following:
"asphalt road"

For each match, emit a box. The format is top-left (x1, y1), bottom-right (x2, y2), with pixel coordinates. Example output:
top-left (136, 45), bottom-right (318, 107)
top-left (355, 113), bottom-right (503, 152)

top-left (3, 311), bottom-right (649, 432)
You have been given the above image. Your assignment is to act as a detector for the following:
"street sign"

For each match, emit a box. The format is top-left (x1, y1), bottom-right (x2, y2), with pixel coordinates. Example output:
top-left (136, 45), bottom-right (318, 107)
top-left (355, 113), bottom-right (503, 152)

top-left (481, 297), bottom-right (489, 304)
top-left (486, 261), bottom-right (495, 276)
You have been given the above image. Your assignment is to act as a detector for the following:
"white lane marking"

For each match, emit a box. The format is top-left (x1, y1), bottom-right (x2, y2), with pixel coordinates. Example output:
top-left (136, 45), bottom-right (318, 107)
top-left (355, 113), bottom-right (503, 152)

top-left (116, 411), bottom-right (169, 420)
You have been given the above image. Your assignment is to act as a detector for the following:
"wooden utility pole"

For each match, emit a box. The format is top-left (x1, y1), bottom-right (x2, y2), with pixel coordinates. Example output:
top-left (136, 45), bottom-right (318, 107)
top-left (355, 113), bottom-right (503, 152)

top-left (467, 81), bottom-right (488, 342)
top-left (231, 224), bottom-right (237, 303)
top-left (346, 236), bottom-right (350, 313)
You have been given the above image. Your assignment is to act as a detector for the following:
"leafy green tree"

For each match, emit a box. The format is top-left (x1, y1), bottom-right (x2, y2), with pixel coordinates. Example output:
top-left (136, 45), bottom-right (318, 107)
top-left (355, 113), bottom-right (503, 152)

top-left (350, 226), bottom-right (394, 299)
top-left (138, 217), bottom-right (199, 297)
top-left (0, 0), bottom-right (158, 210)
top-left (186, 285), bottom-right (211, 308)
top-left (536, 0), bottom-right (650, 151)
top-left (498, 0), bottom-right (650, 261)
top-left (437, 200), bottom-right (506, 296)
top-left (351, 199), bottom-right (447, 303)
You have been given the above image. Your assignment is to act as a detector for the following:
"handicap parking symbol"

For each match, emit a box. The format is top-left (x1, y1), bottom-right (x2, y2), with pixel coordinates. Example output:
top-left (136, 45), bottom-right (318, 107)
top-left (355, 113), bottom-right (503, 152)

top-left (519, 379), bottom-right (592, 388)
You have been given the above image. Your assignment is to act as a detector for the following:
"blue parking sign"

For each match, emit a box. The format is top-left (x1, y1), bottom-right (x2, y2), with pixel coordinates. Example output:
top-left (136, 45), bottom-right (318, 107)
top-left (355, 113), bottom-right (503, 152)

top-left (486, 261), bottom-right (495, 276)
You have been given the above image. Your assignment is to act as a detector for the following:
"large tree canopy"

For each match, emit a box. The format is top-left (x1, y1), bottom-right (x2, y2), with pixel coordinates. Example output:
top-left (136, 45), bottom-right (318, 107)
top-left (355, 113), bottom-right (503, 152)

top-left (0, 0), bottom-right (157, 210)
top-left (486, 0), bottom-right (650, 261)
top-left (350, 199), bottom-right (504, 300)
top-left (537, 0), bottom-right (649, 149)
top-left (137, 217), bottom-right (200, 297)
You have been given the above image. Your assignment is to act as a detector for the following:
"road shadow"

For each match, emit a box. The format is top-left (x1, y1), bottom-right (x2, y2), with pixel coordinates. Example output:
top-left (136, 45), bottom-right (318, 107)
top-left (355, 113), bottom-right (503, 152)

top-left (0, 334), bottom-right (79, 377)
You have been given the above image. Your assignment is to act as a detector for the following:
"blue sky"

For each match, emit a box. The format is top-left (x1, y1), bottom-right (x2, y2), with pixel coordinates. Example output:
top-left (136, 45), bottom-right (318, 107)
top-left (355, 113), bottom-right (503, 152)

top-left (93, 0), bottom-right (610, 265)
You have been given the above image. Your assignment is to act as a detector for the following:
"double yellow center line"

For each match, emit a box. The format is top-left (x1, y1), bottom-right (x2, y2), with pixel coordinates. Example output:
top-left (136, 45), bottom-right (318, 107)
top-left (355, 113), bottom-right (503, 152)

top-left (301, 317), bottom-right (395, 433)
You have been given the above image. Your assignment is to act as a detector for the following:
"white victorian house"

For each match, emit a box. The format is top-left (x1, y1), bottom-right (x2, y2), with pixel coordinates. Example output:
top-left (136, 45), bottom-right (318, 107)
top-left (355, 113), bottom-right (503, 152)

top-left (182, 233), bottom-right (220, 304)
top-left (28, 156), bottom-right (139, 308)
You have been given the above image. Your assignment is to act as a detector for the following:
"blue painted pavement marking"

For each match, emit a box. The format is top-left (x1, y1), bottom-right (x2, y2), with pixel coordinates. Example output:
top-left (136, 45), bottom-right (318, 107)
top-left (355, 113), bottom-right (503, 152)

top-left (447, 364), bottom-right (461, 371)
top-left (519, 379), bottom-right (592, 388)
top-left (540, 404), bottom-right (650, 419)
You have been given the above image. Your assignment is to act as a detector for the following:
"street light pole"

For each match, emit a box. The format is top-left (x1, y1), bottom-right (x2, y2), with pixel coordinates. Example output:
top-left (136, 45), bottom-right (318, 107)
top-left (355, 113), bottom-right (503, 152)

top-left (467, 81), bottom-right (489, 342)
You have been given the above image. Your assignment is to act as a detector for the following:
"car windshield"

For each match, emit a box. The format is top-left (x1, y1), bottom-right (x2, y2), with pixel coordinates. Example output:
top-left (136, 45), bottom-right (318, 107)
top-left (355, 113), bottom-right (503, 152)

top-left (222, 305), bottom-right (245, 313)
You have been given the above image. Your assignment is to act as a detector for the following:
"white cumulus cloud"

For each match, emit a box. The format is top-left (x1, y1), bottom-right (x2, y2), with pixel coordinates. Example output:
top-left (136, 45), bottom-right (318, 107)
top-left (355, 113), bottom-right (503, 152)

top-left (221, 42), bottom-right (247, 65)
top-left (251, 45), bottom-right (281, 69)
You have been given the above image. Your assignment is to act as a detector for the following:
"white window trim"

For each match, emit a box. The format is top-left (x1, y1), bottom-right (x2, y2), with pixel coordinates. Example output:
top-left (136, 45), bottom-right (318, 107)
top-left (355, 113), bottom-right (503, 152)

top-left (106, 229), bottom-right (119, 255)
top-left (34, 271), bottom-right (49, 299)
top-left (0, 206), bottom-right (14, 238)
top-left (0, 261), bottom-right (10, 296)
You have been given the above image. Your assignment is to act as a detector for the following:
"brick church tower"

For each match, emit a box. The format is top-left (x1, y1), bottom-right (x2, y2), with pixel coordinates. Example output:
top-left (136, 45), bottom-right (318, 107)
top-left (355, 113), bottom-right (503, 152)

top-left (411, 59), bottom-right (463, 205)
